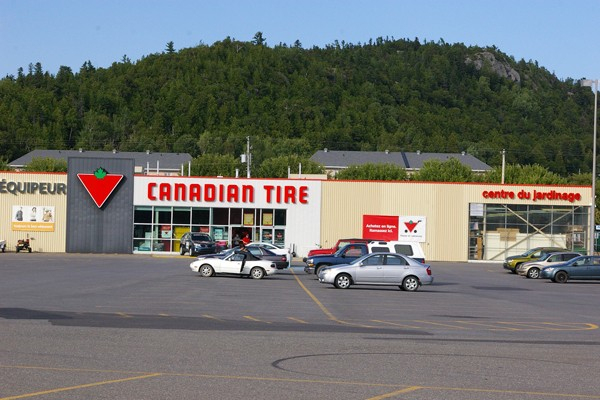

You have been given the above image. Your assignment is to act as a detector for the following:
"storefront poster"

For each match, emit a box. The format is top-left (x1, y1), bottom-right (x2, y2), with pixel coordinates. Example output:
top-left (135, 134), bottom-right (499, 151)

top-left (11, 205), bottom-right (55, 232)
top-left (398, 216), bottom-right (426, 242)
top-left (243, 212), bottom-right (254, 226)
top-left (362, 215), bottom-right (398, 241)
top-left (262, 212), bottom-right (273, 226)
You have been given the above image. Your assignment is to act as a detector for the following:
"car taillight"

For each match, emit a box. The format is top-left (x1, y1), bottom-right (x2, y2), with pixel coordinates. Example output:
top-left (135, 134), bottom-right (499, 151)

top-left (426, 267), bottom-right (432, 276)
top-left (280, 257), bottom-right (286, 261)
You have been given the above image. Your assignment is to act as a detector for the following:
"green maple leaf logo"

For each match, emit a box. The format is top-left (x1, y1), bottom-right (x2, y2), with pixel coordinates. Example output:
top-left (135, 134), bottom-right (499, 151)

top-left (94, 167), bottom-right (108, 179)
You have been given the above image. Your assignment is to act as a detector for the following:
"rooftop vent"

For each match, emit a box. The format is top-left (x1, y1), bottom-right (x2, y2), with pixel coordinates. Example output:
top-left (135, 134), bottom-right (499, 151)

top-left (416, 150), bottom-right (421, 155)
top-left (146, 150), bottom-right (151, 154)
top-left (324, 148), bottom-right (328, 152)
top-left (112, 149), bottom-right (117, 154)
top-left (78, 148), bottom-right (83, 153)
top-left (461, 151), bottom-right (466, 156)
top-left (385, 149), bottom-right (389, 154)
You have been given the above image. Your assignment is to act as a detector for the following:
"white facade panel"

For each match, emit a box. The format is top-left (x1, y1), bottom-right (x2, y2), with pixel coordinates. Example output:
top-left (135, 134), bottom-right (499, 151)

top-left (133, 176), bottom-right (322, 256)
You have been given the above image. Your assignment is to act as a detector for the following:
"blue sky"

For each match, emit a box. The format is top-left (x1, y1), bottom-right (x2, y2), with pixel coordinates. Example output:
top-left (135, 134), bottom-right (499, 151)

top-left (1, 0), bottom-right (599, 81)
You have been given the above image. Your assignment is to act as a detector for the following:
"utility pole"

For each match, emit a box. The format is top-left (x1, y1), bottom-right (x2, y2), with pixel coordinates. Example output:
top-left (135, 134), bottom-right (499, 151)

top-left (246, 136), bottom-right (251, 178)
top-left (501, 149), bottom-right (506, 184)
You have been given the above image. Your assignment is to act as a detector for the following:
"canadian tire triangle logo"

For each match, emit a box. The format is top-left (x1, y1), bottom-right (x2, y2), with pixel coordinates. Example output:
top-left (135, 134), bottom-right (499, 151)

top-left (77, 167), bottom-right (124, 208)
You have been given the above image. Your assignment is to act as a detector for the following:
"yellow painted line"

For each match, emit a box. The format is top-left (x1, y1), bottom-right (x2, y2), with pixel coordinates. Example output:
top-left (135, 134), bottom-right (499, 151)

top-left (115, 312), bottom-right (132, 318)
top-left (290, 268), bottom-right (338, 321)
top-left (0, 373), bottom-right (162, 400)
top-left (289, 269), bottom-right (375, 328)
top-left (542, 322), bottom-right (599, 331)
top-left (202, 314), bottom-right (224, 321)
top-left (454, 320), bottom-right (520, 331)
top-left (371, 320), bottom-right (423, 329)
top-left (287, 317), bottom-right (309, 324)
top-left (243, 316), bottom-right (271, 324)
top-left (413, 320), bottom-right (468, 329)
top-left (424, 385), bottom-right (600, 399)
top-left (366, 386), bottom-right (423, 400)
top-left (2, 365), bottom-right (600, 398)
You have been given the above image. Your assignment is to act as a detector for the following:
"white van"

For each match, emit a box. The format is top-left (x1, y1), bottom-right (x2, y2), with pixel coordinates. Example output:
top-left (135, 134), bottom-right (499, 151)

top-left (367, 241), bottom-right (426, 263)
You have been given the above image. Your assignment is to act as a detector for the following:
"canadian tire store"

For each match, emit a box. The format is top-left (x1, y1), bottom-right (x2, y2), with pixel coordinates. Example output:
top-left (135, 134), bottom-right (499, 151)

top-left (0, 170), bottom-right (592, 261)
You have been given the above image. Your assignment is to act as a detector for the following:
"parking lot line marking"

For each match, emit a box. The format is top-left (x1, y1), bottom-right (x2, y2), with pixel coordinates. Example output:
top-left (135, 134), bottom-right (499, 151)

top-left (366, 386), bottom-right (423, 400)
top-left (424, 385), bottom-right (600, 399)
top-left (290, 268), bottom-right (338, 321)
top-left (454, 320), bottom-right (520, 331)
top-left (244, 316), bottom-right (271, 324)
top-left (0, 373), bottom-right (162, 400)
top-left (287, 317), bottom-right (309, 324)
top-left (115, 312), bottom-right (132, 318)
top-left (3, 365), bottom-right (600, 399)
top-left (542, 322), bottom-right (599, 330)
top-left (289, 269), bottom-right (375, 328)
top-left (370, 320), bottom-right (423, 329)
top-left (201, 314), bottom-right (224, 321)
top-left (158, 313), bottom-right (170, 317)
top-left (412, 320), bottom-right (468, 329)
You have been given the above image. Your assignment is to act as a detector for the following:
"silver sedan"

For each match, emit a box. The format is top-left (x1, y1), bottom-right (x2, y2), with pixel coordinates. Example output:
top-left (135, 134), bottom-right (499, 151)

top-left (318, 252), bottom-right (433, 291)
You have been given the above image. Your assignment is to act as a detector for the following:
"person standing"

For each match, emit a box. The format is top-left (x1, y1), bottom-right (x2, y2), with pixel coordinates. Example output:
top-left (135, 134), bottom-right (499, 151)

top-left (237, 242), bottom-right (250, 273)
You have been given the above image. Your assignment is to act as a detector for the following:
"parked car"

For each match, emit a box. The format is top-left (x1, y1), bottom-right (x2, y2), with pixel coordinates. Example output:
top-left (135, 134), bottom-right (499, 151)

top-left (503, 247), bottom-right (567, 273)
top-left (516, 251), bottom-right (582, 279)
top-left (317, 252), bottom-right (433, 291)
top-left (190, 251), bottom-right (278, 279)
top-left (180, 232), bottom-right (217, 256)
top-left (540, 255), bottom-right (600, 283)
top-left (306, 238), bottom-right (377, 258)
top-left (247, 242), bottom-right (294, 260)
top-left (304, 241), bottom-right (425, 275)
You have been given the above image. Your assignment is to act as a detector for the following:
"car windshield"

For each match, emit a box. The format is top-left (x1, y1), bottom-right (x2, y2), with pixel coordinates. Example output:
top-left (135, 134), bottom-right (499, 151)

top-left (191, 233), bottom-right (212, 242)
top-left (520, 248), bottom-right (541, 257)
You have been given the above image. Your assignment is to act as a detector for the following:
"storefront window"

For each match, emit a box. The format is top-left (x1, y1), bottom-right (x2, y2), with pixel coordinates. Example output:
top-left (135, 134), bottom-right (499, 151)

top-left (134, 207), bottom-right (152, 223)
top-left (274, 209), bottom-right (286, 225)
top-left (192, 208), bottom-right (210, 225)
top-left (469, 203), bottom-right (590, 261)
top-left (132, 205), bottom-right (289, 254)
top-left (213, 208), bottom-right (228, 225)
top-left (230, 208), bottom-right (242, 225)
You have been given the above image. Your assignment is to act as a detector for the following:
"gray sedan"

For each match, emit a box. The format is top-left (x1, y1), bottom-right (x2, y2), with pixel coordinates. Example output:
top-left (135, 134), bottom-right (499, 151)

top-left (317, 252), bottom-right (433, 291)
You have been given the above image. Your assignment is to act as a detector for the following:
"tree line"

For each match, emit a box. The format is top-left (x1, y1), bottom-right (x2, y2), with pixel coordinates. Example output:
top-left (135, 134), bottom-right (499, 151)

top-left (0, 34), bottom-right (597, 181)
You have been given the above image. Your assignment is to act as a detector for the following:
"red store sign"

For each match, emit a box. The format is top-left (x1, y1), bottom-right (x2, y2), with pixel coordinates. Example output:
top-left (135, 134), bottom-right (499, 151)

top-left (146, 182), bottom-right (309, 204)
top-left (481, 189), bottom-right (582, 203)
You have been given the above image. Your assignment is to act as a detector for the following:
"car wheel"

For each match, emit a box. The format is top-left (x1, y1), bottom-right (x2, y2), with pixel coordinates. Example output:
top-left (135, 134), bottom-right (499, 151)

top-left (526, 267), bottom-right (540, 279)
top-left (401, 276), bottom-right (420, 292)
top-left (250, 267), bottom-right (265, 279)
top-left (179, 246), bottom-right (185, 256)
top-left (334, 273), bottom-right (351, 289)
top-left (554, 271), bottom-right (568, 283)
top-left (199, 264), bottom-right (214, 277)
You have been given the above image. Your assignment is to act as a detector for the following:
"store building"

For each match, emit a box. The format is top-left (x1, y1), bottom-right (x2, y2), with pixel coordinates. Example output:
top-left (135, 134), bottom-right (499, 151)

top-left (0, 169), bottom-right (592, 261)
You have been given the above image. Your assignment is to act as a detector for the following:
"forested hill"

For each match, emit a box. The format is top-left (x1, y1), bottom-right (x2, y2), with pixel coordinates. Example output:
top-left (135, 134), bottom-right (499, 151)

top-left (0, 36), bottom-right (596, 176)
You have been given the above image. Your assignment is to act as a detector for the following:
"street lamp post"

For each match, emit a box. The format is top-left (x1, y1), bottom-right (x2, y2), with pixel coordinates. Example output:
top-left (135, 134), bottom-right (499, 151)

top-left (581, 79), bottom-right (598, 255)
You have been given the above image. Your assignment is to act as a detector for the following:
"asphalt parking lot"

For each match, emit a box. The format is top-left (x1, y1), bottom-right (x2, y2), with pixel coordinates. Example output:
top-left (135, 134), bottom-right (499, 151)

top-left (1, 253), bottom-right (600, 399)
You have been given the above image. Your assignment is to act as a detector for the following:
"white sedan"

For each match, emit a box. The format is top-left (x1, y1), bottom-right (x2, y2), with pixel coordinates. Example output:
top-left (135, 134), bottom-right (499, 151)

top-left (190, 252), bottom-right (278, 279)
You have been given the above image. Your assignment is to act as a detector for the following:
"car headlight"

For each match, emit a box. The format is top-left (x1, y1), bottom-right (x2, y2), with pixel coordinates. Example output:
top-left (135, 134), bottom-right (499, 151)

top-left (306, 258), bottom-right (314, 266)
top-left (543, 267), bottom-right (554, 273)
